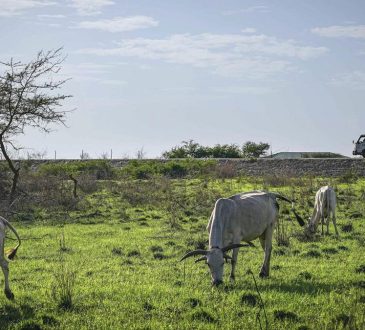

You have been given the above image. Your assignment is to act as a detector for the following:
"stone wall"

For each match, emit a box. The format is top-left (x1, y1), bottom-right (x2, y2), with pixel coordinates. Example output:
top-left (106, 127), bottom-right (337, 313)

top-left (214, 158), bottom-right (365, 177)
top-left (108, 158), bottom-right (365, 177)
top-left (13, 158), bottom-right (365, 177)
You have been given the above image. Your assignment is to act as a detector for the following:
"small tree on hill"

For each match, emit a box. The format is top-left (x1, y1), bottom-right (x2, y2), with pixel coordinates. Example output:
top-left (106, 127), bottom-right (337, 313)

top-left (242, 141), bottom-right (270, 158)
top-left (0, 48), bottom-right (71, 205)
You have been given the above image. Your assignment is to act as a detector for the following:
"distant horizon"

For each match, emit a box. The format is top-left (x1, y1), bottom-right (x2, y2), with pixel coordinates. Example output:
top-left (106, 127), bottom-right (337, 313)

top-left (4, 140), bottom-right (361, 160)
top-left (1, 1), bottom-right (364, 159)
top-left (4, 150), bottom-right (357, 161)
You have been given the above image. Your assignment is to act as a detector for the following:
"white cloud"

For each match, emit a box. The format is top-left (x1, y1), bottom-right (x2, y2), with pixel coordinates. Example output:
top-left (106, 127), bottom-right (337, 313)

top-left (100, 79), bottom-right (127, 86)
top-left (61, 62), bottom-right (121, 83)
top-left (63, 62), bottom-right (113, 75)
top-left (0, 0), bottom-right (55, 17)
top-left (213, 85), bottom-right (273, 95)
top-left (76, 16), bottom-right (159, 32)
top-left (69, 0), bottom-right (114, 16)
top-left (330, 71), bottom-right (365, 90)
top-left (241, 28), bottom-right (257, 34)
top-left (37, 14), bottom-right (66, 19)
top-left (76, 32), bottom-right (327, 78)
top-left (311, 25), bottom-right (365, 39)
top-left (222, 6), bottom-right (269, 16)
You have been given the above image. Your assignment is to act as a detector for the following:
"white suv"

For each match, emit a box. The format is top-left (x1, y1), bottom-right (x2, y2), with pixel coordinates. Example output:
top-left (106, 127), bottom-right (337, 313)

top-left (353, 135), bottom-right (365, 158)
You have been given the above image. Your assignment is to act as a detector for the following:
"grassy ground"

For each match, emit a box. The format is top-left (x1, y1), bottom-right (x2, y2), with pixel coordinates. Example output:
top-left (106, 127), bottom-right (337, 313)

top-left (1, 176), bottom-right (365, 329)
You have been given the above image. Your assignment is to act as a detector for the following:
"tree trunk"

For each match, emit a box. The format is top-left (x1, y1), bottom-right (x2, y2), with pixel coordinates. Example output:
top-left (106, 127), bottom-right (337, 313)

top-left (9, 168), bottom-right (20, 206)
top-left (69, 174), bottom-right (78, 199)
top-left (0, 138), bottom-right (20, 206)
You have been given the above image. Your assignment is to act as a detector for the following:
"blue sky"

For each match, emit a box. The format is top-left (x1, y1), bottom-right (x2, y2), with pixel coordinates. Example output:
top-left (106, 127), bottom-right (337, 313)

top-left (1, 0), bottom-right (364, 158)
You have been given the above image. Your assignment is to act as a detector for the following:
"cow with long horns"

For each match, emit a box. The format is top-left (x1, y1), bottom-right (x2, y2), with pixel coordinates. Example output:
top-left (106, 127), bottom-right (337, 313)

top-left (181, 191), bottom-right (304, 286)
top-left (0, 216), bottom-right (21, 300)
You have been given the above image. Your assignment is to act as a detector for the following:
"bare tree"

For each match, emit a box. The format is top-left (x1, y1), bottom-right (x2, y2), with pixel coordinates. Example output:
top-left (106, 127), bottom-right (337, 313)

top-left (136, 147), bottom-right (146, 159)
top-left (0, 48), bottom-right (71, 204)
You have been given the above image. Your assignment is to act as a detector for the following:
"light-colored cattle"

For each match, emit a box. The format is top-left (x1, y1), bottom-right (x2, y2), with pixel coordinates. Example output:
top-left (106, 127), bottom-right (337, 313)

top-left (181, 191), bottom-right (304, 285)
top-left (306, 186), bottom-right (338, 236)
top-left (0, 216), bottom-right (21, 300)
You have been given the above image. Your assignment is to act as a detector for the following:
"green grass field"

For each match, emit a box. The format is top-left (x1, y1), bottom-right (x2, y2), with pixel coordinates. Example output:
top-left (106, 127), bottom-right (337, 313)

top-left (1, 176), bottom-right (365, 329)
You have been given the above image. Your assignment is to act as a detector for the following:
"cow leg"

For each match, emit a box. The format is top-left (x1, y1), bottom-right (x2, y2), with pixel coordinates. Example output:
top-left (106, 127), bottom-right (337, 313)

top-left (229, 248), bottom-right (239, 282)
top-left (0, 235), bottom-right (14, 300)
top-left (1, 259), bottom-right (13, 300)
top-left (259, 228), bottom-right (273, 278)
top-left (326, 216), bottom-right (330, 235)
top-left (332, 210), bottom-right (339, 236)
top-left (321, 215), bottom-right (324, 235)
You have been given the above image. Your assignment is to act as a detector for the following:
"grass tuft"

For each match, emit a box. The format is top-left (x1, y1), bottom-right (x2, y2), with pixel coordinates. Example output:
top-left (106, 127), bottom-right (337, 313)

top-left (18, 321), bottom-right (43, 330)
top-left (150, 245), bottom-right (163, 253)
top-left (341, 223), bottom-right (353, 232)
top-left (322, 247), bottom-right (338, 255)
top-left (240, 293), bottom-right (257, 306)
top-left (185, 298), bottom-right (201, 308)
top-left (332, 313), bottom-right (352, 327)
top-left (297, 271), bottom-right (313, 280)
top-left (274, 310), bottom-right (299, 322)
top-left (127, 250), bottom-right (140, 258)
top-left (303, 250), bottom-right (321, 258)
top-left (111, 247), bottom-right (124, 256)
top-left (50, 261), bottom-right (77, 311)
top-left (153, 252), bottom-right (166, 260)
top-left (191, 309), bottom-right (216, 323)
top-left (143, 302), bottom-right (154, 312)
top-left (355, 264), bottom-right (365, 273)
top-left (41, 315), bottom-right (59, 326)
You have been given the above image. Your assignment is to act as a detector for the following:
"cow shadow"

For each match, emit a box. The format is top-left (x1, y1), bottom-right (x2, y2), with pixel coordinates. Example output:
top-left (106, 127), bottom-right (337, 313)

top-left (229, 276), bottom-right (348, 296)
top-left (260, 279), bottom-right (341, 296)
top-left (0, 303), bottom-right (35, 330)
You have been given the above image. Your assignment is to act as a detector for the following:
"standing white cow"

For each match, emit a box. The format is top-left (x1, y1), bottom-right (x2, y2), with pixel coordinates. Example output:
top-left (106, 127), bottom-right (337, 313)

top-left (0, 216), bottom-right (21, 300)
top-left (181, 191), bottom-right (304, 286)
top-left (306, 186), bottom-right (338, 236)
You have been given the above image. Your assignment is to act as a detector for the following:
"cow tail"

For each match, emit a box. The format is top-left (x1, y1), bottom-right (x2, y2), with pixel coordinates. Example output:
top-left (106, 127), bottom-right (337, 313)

top-left (1, 217), bottom-right (21, 260)
top-left (271, 193), bottom-right (305, 227)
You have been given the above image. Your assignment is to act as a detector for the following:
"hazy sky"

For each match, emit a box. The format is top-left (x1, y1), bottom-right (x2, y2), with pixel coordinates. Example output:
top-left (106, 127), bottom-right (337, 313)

top-left (1, 0), bottom-right (364, 158)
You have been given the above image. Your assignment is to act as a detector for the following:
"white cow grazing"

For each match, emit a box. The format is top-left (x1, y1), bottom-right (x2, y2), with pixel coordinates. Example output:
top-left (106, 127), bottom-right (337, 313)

top-left (181, 191), bottom-right (304, 286)
top-left (0, 216), bottom-right (21, 300)
top-left (307, 186), bottom-right (338, 236)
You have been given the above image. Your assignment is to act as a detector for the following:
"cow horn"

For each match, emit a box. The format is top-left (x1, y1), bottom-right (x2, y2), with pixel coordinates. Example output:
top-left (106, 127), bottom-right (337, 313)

top-left (221, 242), bottom-right (255, 253)
top-left (194, 256), bottom-right (207, 263)
top-left (292, 209), bottom-right (305, 227)
top-left (180, 250), bottom-right (207, 262)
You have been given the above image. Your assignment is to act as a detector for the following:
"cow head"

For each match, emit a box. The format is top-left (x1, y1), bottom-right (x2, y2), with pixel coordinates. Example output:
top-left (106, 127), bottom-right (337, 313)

top-left (305, 215), bottom-right (318, 236)
top-left (180, 243), bottom-right (252, 286)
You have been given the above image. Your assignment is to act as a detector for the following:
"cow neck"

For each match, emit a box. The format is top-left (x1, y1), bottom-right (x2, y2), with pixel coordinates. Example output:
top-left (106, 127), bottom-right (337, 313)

top-left (209, 215), bottom-right (225, 249)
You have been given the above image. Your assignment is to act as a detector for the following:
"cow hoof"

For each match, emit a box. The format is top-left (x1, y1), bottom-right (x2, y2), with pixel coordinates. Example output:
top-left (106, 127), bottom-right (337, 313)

top-left (4, 289), bottom-right (14, 300)
top-left (259, 271), bottom-right (269, 278)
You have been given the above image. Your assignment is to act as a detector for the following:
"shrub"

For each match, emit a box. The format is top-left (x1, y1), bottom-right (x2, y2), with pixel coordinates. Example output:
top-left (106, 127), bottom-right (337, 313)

top-left (38, 160), bottom-right (115, 179)
top-left (163, 140), bottom-right (270, 159)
